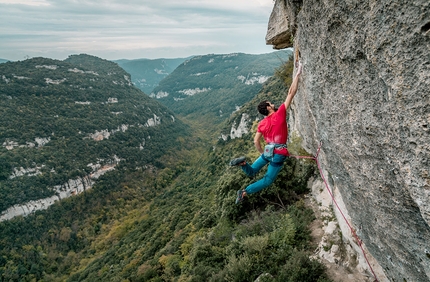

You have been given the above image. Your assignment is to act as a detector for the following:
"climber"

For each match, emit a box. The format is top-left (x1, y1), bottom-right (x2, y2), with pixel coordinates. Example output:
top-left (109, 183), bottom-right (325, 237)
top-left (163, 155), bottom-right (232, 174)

top-left (230, 61), bottom-right (303, 204)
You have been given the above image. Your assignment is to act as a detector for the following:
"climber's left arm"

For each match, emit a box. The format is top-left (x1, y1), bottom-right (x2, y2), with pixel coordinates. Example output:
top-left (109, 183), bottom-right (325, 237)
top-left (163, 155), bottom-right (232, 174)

top-left (254, 132), bottom-right (264, 154)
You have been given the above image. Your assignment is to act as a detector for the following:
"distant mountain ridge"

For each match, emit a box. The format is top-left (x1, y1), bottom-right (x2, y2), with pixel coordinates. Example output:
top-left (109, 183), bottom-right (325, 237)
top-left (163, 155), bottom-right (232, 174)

top-left (0, 59), bottom-right (9, 64)
top-left (114, 57), bottom-right (191, 94)
top-left (150, 50), bottom-right (292, 123)
top-left (0, 54), bottom-right (187, 218)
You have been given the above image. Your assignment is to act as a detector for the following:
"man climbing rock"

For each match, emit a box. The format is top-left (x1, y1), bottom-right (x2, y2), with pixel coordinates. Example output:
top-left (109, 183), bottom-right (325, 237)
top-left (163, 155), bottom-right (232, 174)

top-left (230, 62), bottom-right (303, 204)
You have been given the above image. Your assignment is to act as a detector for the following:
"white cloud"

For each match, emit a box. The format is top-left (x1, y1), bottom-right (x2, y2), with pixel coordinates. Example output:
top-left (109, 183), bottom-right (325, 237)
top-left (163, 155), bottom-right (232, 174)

top-left (0, 0), bottom-right (50, 6)
top-left (0, 0), bottom-right (276, 61)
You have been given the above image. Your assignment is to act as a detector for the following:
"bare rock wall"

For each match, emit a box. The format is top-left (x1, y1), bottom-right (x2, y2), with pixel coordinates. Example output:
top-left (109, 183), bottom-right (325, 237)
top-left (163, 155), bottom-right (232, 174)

top-left (267, 0), bottom-right (430, 281)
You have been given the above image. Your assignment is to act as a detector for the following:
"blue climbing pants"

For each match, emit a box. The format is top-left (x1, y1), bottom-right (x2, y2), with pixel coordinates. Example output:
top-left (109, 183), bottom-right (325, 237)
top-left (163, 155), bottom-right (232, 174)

top-left (241, 154), bottom-right (287, 195)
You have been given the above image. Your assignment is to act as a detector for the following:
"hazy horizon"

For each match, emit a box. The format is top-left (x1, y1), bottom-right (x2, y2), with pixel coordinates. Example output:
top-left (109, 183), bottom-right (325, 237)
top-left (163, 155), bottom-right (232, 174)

top-left (0, 49), bottom-right (290, 63)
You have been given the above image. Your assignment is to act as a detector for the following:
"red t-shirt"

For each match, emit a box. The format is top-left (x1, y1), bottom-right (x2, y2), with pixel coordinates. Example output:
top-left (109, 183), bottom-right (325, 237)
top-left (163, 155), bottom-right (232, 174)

top-left (257, 103), bottom-right (289, 156)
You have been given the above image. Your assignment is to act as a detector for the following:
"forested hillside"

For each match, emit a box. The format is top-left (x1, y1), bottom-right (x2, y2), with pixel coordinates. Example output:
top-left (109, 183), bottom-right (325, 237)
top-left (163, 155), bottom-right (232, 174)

top-left (0, 56), bottom-right (331, 281)
top-left (115, 57), bottom-right (190, 94)
top-left (0, 54), bottom-right (188, 215)
top-left (150, 50), bottom-right (292, 124)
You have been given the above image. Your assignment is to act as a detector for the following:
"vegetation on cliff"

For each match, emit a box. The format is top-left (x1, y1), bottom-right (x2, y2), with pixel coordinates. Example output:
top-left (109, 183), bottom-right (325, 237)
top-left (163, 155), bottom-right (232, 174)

top-left (0, 55), bottom-right (187, 212)
top-left (151, 50), bottom-right (292, 124)
top-left (0, 55), bottom-right (330, 281)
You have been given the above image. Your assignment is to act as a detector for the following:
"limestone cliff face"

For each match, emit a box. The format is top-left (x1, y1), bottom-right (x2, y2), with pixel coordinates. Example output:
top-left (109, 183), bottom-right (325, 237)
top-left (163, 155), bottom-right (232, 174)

top-left (267, 0), bottom-right (430, 281)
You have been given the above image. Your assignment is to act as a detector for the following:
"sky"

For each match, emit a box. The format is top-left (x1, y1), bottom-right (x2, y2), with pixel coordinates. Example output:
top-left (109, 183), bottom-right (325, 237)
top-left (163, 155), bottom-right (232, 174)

top-left (0, 0), bottom-right (277, 61)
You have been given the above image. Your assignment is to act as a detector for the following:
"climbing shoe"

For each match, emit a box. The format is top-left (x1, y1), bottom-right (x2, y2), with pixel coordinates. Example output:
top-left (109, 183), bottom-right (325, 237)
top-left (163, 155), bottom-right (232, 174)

top-left (235, 189), bottom-right (245, 204)
top-left (230, 156), bottom-right (246, 166)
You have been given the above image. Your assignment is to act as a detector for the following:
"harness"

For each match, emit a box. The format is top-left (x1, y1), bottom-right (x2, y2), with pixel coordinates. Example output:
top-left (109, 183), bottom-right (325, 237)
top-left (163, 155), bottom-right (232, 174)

top-left (263, 143), bottom-right (288, 160)
top-left (269, 143), bottom-right (287, 149)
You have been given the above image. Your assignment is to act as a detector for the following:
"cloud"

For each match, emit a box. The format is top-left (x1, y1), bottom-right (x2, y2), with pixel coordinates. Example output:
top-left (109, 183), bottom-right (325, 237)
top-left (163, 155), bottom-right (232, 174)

top-left (0, 0), bottom-right (50, 6)
top-left (0, 0), bottom-right (276, 61)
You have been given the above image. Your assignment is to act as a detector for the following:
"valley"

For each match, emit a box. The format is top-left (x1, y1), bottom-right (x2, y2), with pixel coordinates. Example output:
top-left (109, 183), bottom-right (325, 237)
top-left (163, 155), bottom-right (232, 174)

top-left (0, 52), bottom-right (330, 282)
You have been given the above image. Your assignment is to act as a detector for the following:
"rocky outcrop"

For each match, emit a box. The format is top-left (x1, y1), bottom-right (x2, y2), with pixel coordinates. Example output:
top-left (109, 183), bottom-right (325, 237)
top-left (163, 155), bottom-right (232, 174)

top-left (265, 0), bottom-right (292, 49)
top-left (230, 113), bottom-right (251, 139)
top-left (0, 176), bottom-right (93, 222)
top-left (0, 161), bottom-right (120, 222)
top-left (266, 0), bottom-right (430, 281)
top-left (2, 137), bottom-right (50, 150)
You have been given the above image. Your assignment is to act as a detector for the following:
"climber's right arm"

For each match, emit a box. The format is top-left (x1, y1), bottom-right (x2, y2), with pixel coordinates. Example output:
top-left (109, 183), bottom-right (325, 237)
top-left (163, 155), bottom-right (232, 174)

top-left (284, 62), bottom-right (303, 110)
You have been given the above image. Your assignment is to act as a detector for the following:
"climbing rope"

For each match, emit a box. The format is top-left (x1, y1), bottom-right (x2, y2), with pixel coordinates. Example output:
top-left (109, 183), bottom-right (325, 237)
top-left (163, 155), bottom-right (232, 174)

top-left (289, 142), bottom-right (379, 282)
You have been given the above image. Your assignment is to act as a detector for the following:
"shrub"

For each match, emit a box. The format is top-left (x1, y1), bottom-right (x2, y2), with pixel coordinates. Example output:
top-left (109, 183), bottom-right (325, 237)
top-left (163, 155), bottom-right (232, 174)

top-left (276, 250), bottom-right (329, 282)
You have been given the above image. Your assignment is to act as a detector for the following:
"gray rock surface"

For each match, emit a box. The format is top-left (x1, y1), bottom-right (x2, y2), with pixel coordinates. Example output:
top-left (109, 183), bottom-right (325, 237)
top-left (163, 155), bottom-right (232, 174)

top-left (265, 0), bottom-right (291, 49)
top-left (266, 0), bottom-right (430, 281)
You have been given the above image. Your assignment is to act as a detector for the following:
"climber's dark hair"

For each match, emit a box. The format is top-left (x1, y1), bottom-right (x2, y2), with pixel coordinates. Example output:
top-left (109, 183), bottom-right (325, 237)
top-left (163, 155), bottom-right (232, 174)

top-left (257, 100), bottom-right (270, 116)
